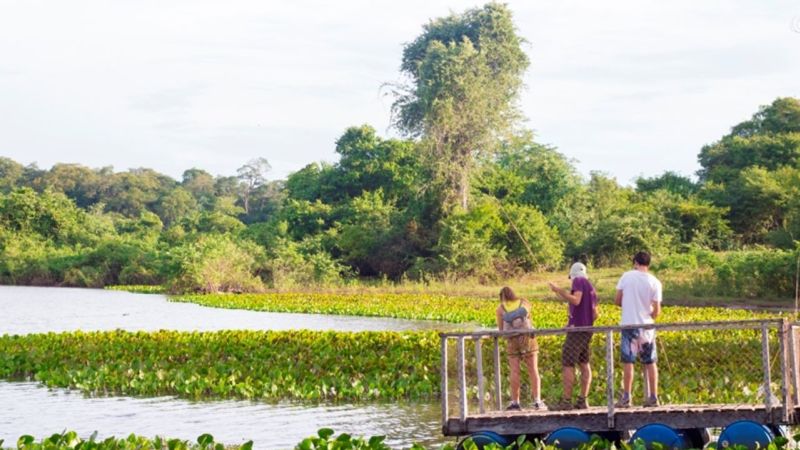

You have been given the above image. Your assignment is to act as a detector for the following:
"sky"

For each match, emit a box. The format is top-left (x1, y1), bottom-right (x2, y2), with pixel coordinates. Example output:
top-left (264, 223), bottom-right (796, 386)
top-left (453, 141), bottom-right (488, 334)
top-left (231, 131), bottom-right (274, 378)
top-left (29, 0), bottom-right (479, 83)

top-left (1, 0), bottom-right (799, 185)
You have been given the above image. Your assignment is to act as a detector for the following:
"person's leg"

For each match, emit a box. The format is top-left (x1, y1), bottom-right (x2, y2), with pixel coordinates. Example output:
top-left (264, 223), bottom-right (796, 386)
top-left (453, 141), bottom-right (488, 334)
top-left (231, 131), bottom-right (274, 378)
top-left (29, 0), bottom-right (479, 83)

top-left (645, 363), bottom-right (658, 397)
top-left (622, 363), bottom-right (634, 396)
top-left (561, 333), bottom-right (577, 401)
top-left (523, 351), bottom-right (541, 404)
top-left (509, 355), bottom-right (521, 405)
top-left (562, 365), bottom-right (575, 399)
top-left (641, 334), bottom-right (659, 406)
top-left (618, 329), bottom-right (635, 406)
top-left (577, 333), bottom-right (593, 399)
top-left (578, 362), bottom-right (592, 398)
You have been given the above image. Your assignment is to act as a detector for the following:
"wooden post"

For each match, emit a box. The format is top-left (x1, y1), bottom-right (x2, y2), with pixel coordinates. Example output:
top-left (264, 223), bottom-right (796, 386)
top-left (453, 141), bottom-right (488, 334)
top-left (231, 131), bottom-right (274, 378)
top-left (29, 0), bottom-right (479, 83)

top-left (441, 336), bottom-right (449, 426)
top-left (761, 324), bottom-right (772, 416)
top-left (606, 330), bottom-right (615, 428)
top-left (791, 326), bottom-right (800, 407)
top-left (457, 336), bottom-right (468, 421)
top-left (778, 319), bottom-right (791, 422)
top-left (475, 337), bottom-right (485, 413)
top-left (493, 337), bottom-right (502, 411)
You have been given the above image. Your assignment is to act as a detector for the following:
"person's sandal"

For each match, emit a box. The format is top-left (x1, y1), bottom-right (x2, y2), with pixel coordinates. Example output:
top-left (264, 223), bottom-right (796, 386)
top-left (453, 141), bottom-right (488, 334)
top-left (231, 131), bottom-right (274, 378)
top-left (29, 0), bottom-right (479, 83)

top-left (643, 395), bottom-right (660, 407)
top-left (531, 400), bottom-right (547, 411)
top-left (614, 394), bottom-right (632, 408)
top-left (574, 396), bottom-right (589, 409)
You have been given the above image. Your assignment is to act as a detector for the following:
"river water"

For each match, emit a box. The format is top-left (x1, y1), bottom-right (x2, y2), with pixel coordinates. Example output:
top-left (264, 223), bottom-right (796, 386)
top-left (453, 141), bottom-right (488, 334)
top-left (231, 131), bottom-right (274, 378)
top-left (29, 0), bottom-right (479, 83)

top-left (0, 285), bottom-right (465, 334)
top-left (0, 286), bottom-right (465, 448)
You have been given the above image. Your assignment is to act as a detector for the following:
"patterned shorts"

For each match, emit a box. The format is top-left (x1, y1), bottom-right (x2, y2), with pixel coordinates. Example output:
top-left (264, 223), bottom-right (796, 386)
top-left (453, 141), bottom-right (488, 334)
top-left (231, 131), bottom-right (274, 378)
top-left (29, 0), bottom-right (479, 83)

top-left (620, 328), bottom-right (657, 364)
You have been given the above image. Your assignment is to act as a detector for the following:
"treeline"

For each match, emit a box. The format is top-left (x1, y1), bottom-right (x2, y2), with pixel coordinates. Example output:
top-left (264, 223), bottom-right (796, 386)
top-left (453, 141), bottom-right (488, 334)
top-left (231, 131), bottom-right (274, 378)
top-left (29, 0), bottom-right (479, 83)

top-left (0, 4), bottom-right (798, 293)
top-left (1, 96), bottom-right (798, 292)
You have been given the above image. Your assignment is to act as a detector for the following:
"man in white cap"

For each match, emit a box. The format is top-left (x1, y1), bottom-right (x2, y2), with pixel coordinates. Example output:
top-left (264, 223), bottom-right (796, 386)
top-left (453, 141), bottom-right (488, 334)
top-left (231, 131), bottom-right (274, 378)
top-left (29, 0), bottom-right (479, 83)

top-left (548, 260), bottom-right (598, 410)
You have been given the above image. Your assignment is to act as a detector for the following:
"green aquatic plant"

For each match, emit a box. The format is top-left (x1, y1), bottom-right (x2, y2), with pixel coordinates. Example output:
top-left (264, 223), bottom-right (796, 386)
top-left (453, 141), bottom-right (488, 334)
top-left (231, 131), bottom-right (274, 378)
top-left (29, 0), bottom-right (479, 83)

top-left (172, 292), bottom-right (780, 328)
top-left (0, 327), bottom-right (782, 406)
top-left (7, 430), bottom-right (251, 450)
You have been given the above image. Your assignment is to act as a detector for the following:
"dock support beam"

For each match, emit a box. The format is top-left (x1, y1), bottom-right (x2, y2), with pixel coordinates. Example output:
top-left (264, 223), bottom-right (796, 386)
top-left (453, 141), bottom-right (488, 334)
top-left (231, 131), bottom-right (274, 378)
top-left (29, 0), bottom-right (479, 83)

top-left (441, 336), bottom-right (448, 425)
top-left (761, 324), bottom-right (773, 417)
top-left (475, 337), bottom-right (485, 413)
top-left (457, 336), bottom-right (468, 421)
top-left (606, 330), bottom-right (615, 428)
top-left (779, 319), bottom-right (793, 422)
top-left (493, 337), bottom-right (502, 411)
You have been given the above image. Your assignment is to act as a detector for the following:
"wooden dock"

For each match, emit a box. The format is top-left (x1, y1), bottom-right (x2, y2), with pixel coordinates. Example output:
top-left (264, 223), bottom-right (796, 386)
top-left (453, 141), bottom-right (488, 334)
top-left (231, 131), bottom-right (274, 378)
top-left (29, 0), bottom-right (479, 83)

top-left (444, 404), bottom-right (795, 436)
top-left (440, 320), bottom-right (800, 438)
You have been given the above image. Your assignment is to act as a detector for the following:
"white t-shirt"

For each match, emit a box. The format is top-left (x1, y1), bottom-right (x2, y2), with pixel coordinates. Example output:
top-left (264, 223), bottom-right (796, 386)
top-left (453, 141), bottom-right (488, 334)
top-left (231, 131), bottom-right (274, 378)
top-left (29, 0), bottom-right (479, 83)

top-left (616, 270), bottom-right (663, 325)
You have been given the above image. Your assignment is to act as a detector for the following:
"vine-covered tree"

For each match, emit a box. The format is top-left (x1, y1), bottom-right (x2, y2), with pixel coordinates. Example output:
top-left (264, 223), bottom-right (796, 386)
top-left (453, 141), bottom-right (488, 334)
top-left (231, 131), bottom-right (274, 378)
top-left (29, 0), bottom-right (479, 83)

top-left (392, 2), bottom-right (529, 211)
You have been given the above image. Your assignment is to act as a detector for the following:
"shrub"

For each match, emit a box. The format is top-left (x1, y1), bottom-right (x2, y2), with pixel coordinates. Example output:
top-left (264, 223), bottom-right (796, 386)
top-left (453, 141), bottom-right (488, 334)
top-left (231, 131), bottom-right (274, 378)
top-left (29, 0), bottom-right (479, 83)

top-left (166, 235), bottom-right (265, 293)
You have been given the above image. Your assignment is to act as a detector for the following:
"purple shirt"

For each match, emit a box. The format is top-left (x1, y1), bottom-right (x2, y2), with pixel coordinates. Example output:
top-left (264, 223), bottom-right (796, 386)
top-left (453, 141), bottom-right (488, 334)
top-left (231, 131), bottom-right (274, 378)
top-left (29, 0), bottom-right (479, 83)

top-left (567, 277), bottom-right (597, 327)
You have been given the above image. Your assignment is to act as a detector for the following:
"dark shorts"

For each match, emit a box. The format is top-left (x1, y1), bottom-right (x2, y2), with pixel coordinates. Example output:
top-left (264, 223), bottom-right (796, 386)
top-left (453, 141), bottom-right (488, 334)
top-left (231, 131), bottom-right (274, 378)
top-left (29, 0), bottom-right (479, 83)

top-left (562, 331), bottom-right (593, 366)
top-left (507, 334), bottom-right (539, 357)
top-left (620, 328), bottom-right (657, 364)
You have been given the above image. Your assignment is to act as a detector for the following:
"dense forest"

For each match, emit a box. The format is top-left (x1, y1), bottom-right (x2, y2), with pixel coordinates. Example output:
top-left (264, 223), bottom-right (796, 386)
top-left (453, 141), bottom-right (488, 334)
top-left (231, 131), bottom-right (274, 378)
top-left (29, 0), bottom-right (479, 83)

top-left (1, 4), bottom-right (799, 294)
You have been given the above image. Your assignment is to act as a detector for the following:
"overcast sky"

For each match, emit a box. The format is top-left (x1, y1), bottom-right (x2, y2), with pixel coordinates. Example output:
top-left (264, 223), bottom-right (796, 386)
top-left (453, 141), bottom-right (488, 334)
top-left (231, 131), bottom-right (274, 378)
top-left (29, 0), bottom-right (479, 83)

top-left (1, 0), bottom-right (799, 184)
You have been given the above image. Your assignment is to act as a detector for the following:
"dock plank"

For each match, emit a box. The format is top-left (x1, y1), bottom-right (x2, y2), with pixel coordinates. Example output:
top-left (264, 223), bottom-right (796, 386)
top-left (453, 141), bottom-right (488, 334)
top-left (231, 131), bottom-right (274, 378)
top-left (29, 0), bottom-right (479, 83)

top-left (443, 404), bottom-right (791, 436)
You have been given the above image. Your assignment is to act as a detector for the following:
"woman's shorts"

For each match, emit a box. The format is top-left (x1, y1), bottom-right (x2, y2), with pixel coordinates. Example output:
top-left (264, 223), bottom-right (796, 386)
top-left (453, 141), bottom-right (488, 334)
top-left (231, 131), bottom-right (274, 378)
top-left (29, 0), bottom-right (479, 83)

top-left (507, 333), bottom-right (538, 357)
top-left (562, 331), bottom-right (593, 366)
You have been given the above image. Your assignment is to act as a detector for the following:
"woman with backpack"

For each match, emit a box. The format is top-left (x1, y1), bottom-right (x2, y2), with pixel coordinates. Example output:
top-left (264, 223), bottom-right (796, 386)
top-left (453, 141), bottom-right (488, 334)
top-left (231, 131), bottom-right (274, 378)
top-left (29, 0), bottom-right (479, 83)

top-left (496, 286), bottom-right (545, 410)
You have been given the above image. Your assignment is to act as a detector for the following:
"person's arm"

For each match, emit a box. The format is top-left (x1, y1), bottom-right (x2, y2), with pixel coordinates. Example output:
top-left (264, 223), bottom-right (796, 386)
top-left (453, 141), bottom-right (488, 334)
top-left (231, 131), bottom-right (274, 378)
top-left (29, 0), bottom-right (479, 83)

top-left (651, 300), bottom-right (661, 319)
top-left (548, 282), bottom-right (581, 306)
top-left (496, 306), bottom-right (504, 331)
top-left (650, 278), bottom-right (663, 319)
top-left (615, 274), bottom-right (625, 307)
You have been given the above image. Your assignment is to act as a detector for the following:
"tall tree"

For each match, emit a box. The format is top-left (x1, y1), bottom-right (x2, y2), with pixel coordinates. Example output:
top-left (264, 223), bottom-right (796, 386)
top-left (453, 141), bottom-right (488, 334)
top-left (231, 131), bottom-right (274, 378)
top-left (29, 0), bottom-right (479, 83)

top-left (698, 97), bottom-right (800, 183)
top-left (236, 158), bottom-right (271, 214)
top-left (392, 2), bottom-right (529, 211)
top-left (0, 157), bottom-right (23, 193)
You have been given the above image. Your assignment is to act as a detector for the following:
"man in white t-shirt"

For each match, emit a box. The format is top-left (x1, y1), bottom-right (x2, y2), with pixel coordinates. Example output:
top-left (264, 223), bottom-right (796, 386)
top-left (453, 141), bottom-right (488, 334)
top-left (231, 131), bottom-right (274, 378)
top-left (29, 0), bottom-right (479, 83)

top-left (614, 251), bottom-right (663, 408)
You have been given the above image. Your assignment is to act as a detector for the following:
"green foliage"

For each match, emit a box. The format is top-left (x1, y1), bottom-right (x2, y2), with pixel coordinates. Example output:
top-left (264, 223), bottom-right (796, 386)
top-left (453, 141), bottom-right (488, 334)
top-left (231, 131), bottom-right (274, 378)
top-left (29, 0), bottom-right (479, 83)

top-left (0, 330), bottom-right (441, 402)
top-left (295, 428), bottom-right (394, 450)
top-left (174, 292), bottom-right (774, 329)
top-left (653, 248), bottom-right (800, 299)
top-left (478, 134), bottom-right (582, 215)
top-left (105, 284), bottom-right (166, 294)
top-left (702, 166), bottom-right (800, 244)
top-left (695, 97), bottom-right (800, 244)
top-left (498, 203), bottom-right (564, 271)
top-left (165, 235), bottom-right (265, 293)
top-left (699, 97), bottom-right (800, 183)
top-left (6, 430), bottom-right (249, 450)
top-left (635, 171), bottom-right (698, 198)
top-left (0, 156), bottom-right (24, 193)
top-left (435, 202), bottom-right (506, 279)
top-left (262, 236), bottom-right (349, 288)
top-left (7, 430), bottom-right (798, 450)
top-left (393, 2), bottom-right (529, 210)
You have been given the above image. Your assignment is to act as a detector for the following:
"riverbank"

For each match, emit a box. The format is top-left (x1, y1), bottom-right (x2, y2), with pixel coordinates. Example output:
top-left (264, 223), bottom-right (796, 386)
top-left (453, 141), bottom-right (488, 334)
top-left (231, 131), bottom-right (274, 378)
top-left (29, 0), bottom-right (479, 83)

top-left (104, 260), bottom-right (800, 311)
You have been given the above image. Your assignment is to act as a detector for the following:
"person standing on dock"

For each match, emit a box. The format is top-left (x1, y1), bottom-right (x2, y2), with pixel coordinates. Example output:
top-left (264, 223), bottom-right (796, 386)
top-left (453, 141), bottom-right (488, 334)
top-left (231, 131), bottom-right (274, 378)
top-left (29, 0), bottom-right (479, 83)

top-left (548, 261), bottom-right (598, 410)
top-left (496, 287), bottom-right (545, 411)
top-left (615, 251), bottom-right (662, 408)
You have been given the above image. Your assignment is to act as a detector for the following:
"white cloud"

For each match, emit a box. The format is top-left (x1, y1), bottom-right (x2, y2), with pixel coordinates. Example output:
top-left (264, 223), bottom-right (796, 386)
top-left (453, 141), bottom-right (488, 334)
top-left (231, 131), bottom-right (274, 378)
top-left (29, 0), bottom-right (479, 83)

top-left (0, 0), bottom-right (798, 183)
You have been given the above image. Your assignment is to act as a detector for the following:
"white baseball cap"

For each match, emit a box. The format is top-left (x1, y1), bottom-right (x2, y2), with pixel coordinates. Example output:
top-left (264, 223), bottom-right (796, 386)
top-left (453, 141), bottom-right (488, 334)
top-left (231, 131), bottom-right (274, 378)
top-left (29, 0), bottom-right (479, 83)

top-left (569, 262), bottom-right (588, 279)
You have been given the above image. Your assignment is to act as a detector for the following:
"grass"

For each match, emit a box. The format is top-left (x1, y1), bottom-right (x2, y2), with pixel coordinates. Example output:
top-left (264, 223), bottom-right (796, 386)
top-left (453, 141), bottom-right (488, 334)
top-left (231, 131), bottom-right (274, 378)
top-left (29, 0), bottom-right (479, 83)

top-left (107, 264), bottom-right (799, 310)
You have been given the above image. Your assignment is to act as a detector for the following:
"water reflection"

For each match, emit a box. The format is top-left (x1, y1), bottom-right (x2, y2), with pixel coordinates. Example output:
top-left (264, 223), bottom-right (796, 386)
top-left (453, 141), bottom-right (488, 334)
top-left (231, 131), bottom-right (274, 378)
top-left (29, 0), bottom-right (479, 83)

top-left (0, 382), bottom-right (451, 449)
